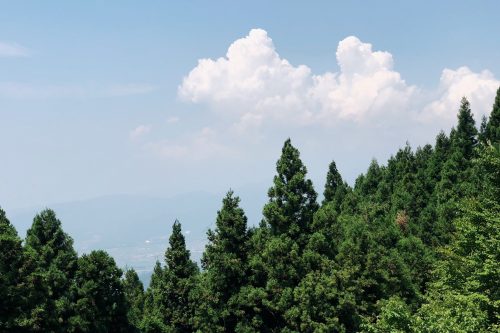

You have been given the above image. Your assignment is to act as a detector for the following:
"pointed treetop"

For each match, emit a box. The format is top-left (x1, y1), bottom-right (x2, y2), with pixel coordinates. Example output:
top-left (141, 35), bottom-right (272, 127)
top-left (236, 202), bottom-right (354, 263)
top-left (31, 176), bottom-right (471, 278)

top-left (486, 86), bottom-right (500, 143)
top-left (215, 190), bottom-right (248, 245)
top-left (165, 220), bottom-right (197, 278)
top-left (323, 160), bottom-right (348, 208)
top-left (479, 115), bottom-right (488, 144)
top-left (454, 97), bottom-right (478, 159)
top-left (264, 139), bottom-right (318, 240)
top-left (276, 138), bottom-right (307, 183)
top-left (25, 208), bottom-right (76, 262)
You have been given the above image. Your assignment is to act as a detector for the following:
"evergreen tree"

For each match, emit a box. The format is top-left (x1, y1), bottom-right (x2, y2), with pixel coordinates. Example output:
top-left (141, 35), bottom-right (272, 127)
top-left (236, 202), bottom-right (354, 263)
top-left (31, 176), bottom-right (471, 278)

top-left (23, 209), bottom-right (78, 332)
top-left (479, 115), bottom-right (488, 144)
top-left (485, 86), bottom-right (500, 143)
top-left (162, 220), bottom-right (198, 332)
top-left (263, 138), bottom-right (319, 244)
top-left (123, 268), bottom-right (145, 332)
top-left (196, 191), bottom-right (249, 332)
top-left (141, 262), bottom-right (166, 333)
top-left (365, 144), bottom-right (500, 333)
top-left (435, 97), bottom-right (478, 244)
top-left (256, 139), bottom-right (319, 331)
top-left (453, 97), bottom-right (478, 161)
top-left (71, 250), bottom-right (131, 333)
top-left (0, 208), bottom-right (25, 331)
top-left (323, 160), bottom-right (348, 210)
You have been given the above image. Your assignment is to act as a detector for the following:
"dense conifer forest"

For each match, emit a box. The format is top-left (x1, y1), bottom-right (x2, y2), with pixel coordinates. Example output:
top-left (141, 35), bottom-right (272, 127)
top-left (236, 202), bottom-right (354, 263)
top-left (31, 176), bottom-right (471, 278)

top-left (1, 89), bottom-right (500, 332)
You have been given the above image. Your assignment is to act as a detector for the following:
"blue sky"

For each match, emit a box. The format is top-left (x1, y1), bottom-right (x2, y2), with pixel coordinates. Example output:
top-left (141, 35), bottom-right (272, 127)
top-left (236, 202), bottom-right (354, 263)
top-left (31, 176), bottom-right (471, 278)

top-left (1, 1), bottom-right (500, 210)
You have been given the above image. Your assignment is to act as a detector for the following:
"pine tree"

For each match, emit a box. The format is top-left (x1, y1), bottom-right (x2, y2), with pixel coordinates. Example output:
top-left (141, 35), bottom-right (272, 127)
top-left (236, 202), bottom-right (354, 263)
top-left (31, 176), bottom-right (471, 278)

top-left (196, 190), bottom-right (249, 332)
top-left (162, 220), bottom-right (198, 332)
top-left (141, 261), bottom-right (167, 333)
top-left (435, 97), bottom-right (478, 244)
top-left (453, 97), bottom-right (478, 161)
top-left (0, 208), bottom-right (25, 331)
top-left (479, 115), bottom-right (488, 144)
top-left (123, 268), bottom-right (144, 332)
top-left (485, 86), bottom-right (500, 143)
top-left (23, 209), bottom-right (78, 332)
top-left (256, 139), bottom-right (319, 331)
top-left (71, 250), bottom-right (131, 333)
top-left (263, 138), bottom-right (319, 244)
top-left (322, 160), bottom-right (348, 211)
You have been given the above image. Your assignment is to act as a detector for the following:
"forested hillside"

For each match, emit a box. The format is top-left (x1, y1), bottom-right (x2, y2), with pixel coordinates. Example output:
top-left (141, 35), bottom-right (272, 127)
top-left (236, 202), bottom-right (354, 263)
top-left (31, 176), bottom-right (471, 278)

top-left (1, 90), bottom-right (500, 332)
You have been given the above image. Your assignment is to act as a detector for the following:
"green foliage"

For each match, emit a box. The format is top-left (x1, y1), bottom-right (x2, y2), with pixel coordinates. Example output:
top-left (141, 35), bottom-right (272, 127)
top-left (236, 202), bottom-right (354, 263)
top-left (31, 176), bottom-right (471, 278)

top-left (71, 250), bottom-right (131, 333)
top-left (195, 190), bottom-right (249, 332)
top-left (323, 160), bottom-right (349, 210)
top-left (23, 209), bottom-right (78, 332)
top-left (0, 208), bottom-right (25, 331)
top-left (485, 87), bottom-right (500, 143)
top-left (263, 138), bottom-right (319, 244)
top-left (123, 268), bottom-right (145, 332)
top-left (142, 220), bottom-right (198, 333)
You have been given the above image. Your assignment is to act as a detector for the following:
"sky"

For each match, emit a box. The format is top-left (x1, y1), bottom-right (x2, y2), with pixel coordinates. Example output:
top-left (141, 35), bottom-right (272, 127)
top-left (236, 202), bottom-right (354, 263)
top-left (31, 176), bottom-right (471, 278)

top-left (1, 1), bottom-right (500, 211)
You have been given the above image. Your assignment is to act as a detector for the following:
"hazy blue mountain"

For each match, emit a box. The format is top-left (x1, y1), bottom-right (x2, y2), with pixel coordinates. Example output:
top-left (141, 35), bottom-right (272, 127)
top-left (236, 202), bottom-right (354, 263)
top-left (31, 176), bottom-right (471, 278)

top-left (8, 187), bottom-right (267, 286)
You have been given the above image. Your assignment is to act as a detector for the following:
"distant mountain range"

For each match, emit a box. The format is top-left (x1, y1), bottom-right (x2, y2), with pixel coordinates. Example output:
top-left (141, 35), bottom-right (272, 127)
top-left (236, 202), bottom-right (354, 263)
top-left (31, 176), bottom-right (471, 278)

top-left (8, 188), bottom-right (267, 285)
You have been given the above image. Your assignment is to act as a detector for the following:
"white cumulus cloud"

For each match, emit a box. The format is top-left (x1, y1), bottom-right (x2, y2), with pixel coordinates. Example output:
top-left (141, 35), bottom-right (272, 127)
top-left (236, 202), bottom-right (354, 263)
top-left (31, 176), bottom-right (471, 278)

top-left (178, 29), bottom-right (499, 131)
top-left (420, 67), bottom-right (499, 122)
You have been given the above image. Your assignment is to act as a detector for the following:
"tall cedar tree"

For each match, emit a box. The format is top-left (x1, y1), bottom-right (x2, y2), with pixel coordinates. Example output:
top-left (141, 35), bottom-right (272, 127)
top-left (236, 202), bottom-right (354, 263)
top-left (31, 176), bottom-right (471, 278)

top-left (23, 209), bottom-right (78, 333)
top-left (141, 261), bottom-right (168, 333)
top-left (436, 98), bottom-right (478, 244)
top-left (71, 250), bottom-right (131, 333)
top-left (263, 138), bottom-right (319, 244)
top-left (162, 220), bottom-right (198, 332)
top-left (123, 268), bottom-right (145, 332)
top-left (0, 208), bottom-right (25, 331)
top-left (322, 160), bottom-right (348, 210)
top-left (196, 190), bottom-right (249, 332)
top-left (258, 139), bottom-right (319, 331)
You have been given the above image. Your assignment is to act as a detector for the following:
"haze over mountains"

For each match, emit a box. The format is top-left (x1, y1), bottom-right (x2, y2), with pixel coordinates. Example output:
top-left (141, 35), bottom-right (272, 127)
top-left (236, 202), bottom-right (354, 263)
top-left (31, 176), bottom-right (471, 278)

top-left (8, 188), bottom-right (267, 284)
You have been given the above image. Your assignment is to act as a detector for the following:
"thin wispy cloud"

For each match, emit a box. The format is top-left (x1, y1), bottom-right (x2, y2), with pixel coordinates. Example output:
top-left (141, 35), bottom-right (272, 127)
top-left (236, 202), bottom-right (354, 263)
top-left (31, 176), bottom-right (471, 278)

top-left (130, 125), bottom-right (152, 141)
top-left (0, 82), bottom-right (158, 99)
top-left (166, 116), bottom-right (180, 124)
top-left (0, 41), bottom-right (29, 57)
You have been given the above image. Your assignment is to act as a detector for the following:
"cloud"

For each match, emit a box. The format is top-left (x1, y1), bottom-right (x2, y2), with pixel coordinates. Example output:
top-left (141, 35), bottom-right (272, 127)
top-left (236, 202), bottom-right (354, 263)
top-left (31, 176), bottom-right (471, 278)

top-left (166, 116), bottom-right (180, 124)
top-left (420, 67), bottom-right (499, 122)
top-left (144, 127), bottom-right (234, 160)
top-left (179, 29), bottom-right (499, 131)
top-left (0, 82), bottom-right (86, 99)
top-left (0, 82), bottom-right (158, 99)
top-left (131, 29), bottom-right (499, 164)
top-left (129, 125), bottom-right (152, 141)
top-left (0, 41), bottom-right (29, 57)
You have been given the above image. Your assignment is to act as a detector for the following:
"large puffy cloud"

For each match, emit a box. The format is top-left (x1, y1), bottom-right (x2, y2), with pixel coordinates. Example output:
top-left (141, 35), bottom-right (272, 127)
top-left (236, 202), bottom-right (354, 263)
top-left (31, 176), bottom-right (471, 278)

top-left (178, 29), bottom-right (418, 128)
top-left (179, 29), bottom-right (314, 130)
top-left (178, 29), bottom-right (499, 130)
